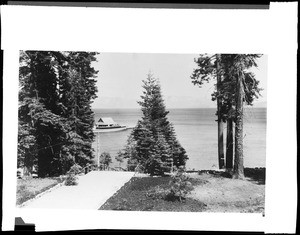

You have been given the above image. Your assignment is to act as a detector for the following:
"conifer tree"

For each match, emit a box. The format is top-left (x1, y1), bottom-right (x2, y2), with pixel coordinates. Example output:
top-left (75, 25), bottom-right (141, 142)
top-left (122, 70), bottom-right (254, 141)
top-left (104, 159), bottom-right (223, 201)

top-left (18, 50), bottom-right (99, 177)
top-left (132, 119), bottom-right (156, 172)
top-left (191, 54), bottom-right (262, 176)
top-left (121, 73), bottom-right (188, 176)
top-left (229, 55), bottom-right (262, 179)
top-left (191, 54), bottom-right (225, 169)
top-left (155, 131), bottom-right (173, 173)
top-left (57, 52), bottom-right (99, 166)
top-left (17, 121), bottom-right (36, 175)
top-left (19, 51), bottom-right (66, 177)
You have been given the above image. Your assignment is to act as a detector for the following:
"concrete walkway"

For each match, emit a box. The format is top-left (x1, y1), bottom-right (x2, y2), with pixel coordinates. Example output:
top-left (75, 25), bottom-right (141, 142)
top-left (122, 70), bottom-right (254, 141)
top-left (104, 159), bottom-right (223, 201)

top-left (22, 171), bottom-right (135, 210)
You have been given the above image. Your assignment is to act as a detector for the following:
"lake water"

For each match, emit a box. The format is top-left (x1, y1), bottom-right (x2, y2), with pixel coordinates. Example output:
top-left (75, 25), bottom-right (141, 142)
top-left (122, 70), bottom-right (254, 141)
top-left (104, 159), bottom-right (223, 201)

top-left (92, 108), bottom-right (266, 170)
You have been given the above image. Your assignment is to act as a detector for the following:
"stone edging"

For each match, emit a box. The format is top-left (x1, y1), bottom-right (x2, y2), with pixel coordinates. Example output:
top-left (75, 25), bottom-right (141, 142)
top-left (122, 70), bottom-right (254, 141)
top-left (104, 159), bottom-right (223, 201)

top-left (18, 181), bottom-right (65, 208)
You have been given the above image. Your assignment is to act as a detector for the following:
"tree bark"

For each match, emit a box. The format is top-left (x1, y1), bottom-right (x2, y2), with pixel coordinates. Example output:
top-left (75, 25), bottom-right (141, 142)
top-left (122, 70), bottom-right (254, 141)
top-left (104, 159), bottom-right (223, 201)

top-left (226, 118), bottom-right (234, 170)
top-left (233, 72), bottom-right (245, 179)
top-left (216, 54), bottom-right (225, 169)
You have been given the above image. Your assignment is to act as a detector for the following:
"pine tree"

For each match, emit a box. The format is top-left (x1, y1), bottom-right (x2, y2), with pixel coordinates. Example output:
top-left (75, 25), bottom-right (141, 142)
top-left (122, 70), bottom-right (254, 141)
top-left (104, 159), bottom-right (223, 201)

top-left (191, 54), bottom-right (225, 169)
top-left (57, 52), bottom-right (99, 166)
top-left (191, 54), bottom-right (262, 176)
top-left (17, 121), bottom-right (36, 175)
top-left (132, 119), bottom-right (156, 171)
top-left (18, 50), bottom-right (99, 177)
top-left (19, 51), bottom-right (66, 177)
top-left (117, 133), bottom-right (139, 171)
top-left (229, 55), bottom-right (262, 179)
top-left (216, 54), bottom-right (225, 169)
top-left (155, 131), bottom-right (173, 173)
top-left (163, 123), bottom-right (188, 167)
top-left (121, 73), bottom-right (188, 176)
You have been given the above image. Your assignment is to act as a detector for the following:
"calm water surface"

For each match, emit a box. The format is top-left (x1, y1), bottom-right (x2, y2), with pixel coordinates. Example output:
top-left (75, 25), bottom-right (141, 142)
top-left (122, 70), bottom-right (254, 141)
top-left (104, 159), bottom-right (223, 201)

top-left (92, 108), bottom-right (266, 170)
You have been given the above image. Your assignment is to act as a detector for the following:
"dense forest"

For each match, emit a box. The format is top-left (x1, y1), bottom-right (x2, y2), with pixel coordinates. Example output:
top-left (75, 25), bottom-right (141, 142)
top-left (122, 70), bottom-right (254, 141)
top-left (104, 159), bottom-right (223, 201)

top-left (18, 51), bottom-right (99, 177)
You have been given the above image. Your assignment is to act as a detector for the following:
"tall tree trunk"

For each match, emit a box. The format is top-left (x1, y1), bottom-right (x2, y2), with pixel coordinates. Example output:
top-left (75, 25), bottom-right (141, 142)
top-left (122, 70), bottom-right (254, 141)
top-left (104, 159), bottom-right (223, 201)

top-left (216, 54), bottom-right (225, 169)
top-left (226, 118), bottom-right (234, 170)
top-left (233, 72), bottom-right (245, 179)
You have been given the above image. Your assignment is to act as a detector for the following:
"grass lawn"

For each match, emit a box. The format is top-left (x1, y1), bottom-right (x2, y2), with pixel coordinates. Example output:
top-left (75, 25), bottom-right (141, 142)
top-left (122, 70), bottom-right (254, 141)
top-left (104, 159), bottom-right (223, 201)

top-left (99, 176), bottom-right (207, 212)
top-left (99, 168), bottom-right (265, 213)
top-left (16, 177), bottom-right (63, 205)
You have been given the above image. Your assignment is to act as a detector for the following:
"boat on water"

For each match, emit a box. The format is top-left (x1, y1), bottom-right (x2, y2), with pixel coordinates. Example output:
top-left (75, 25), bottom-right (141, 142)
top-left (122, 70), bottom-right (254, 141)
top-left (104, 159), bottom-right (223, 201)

top-left (94, 117), bottom-right (132, 132)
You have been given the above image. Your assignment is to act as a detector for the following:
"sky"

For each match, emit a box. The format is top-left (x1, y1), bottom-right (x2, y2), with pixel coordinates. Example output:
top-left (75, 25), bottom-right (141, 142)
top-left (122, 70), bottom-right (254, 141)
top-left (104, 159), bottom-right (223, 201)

top-left (91, 53), bottom-right (268, 109)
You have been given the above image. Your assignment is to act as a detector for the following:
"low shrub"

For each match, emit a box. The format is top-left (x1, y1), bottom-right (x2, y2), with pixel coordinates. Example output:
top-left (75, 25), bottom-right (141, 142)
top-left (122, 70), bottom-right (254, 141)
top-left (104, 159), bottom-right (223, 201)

top-left (144, 167), bottom-right (194, 202)
top-left (64, 174), bottom-right (78, 186)
top-left (57, 175), bottom-right (67, 183)
top-left (168, 166), bottom-right (194, 202)
top-left (64, 164), bottom-right (82, 186)
top-left (67, 164), bottom-right (83, 175)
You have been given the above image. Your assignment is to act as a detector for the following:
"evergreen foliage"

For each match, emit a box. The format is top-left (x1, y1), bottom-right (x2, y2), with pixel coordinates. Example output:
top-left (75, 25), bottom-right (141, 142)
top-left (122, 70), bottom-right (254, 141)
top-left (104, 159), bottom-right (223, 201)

top-left (191, 54), bottom-right (262, 122)
top-left (120, 73), bottom-right (188, 176)
top-left (169, 166), bottom-right (194, 202)
top-left (18, 50), bottom-right (99, 177)
top-left (64, 174), bottom-right (79, 186)
top-left (191, 54), bottom-right (262, 177)
top-left (67, 164), bottom-right (83, 175)
top-left (115, 151), bottom-right (125, 167)
top-left (100, 152), bottom-right (112, 170)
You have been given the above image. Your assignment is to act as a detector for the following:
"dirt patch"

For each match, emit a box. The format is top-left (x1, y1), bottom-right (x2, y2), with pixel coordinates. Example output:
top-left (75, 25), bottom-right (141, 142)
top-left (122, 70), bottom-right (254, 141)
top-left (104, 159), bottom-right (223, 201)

top-left (188, 172), bottom-right (265, 213)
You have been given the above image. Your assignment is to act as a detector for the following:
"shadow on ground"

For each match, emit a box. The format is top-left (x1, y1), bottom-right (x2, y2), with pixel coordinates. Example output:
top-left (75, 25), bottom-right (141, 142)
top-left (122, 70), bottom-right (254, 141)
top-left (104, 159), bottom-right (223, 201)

top-left (197, 167), bottom-right (266, 185)
top-left (244, 167), bottom-right (266, 185)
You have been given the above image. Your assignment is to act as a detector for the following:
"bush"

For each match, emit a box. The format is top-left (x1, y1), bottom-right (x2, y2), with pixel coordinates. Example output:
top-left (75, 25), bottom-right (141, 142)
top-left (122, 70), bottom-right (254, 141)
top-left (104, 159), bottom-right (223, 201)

top-left (168, 166), bottom-right (194, 202)
top-left (64, 174), bottom-right (78, 186)
top-left (64, 164), bottom-right (81, 186)
top-left (144, 167), bottom-right (194, 203)
top-left (127, 158), bottom-right (138, 171)
top-left (67, 164), bottom-right (82, 175)
top-left (100, 152), bottom-right (112, 170)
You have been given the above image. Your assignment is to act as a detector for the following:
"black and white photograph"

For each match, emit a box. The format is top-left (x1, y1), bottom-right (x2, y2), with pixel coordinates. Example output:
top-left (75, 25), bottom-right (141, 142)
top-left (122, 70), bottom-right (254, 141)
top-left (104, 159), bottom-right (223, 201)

top-left (16, 52), bottom-right (267, 213)
top-left (1, 2), bottom-right (297, 233)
